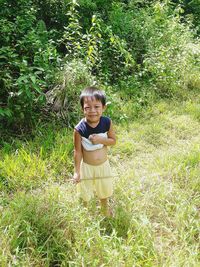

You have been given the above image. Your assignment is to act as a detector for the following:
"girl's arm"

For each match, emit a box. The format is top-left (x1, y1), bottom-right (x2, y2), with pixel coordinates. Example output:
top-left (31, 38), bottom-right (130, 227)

top-left (73, 129), bottom-right (82, 183)
top-left (89, 120), bottom-right (116, 146)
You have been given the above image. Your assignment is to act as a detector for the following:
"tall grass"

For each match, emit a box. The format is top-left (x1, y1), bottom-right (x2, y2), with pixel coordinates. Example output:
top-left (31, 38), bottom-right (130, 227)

top-left (0, 123), bottom-right (73, 192)
top-left (0, 94), bottom-right (199, 266)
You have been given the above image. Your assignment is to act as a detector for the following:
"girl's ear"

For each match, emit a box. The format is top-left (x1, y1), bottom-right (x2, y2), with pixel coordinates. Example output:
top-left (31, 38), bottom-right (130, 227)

top-left (103, 105), bottom-right (107, 112)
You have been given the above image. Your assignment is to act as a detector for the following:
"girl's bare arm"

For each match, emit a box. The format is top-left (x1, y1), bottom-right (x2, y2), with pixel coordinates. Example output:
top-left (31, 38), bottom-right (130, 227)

top-left (73, 129), bottom-right (82, 182)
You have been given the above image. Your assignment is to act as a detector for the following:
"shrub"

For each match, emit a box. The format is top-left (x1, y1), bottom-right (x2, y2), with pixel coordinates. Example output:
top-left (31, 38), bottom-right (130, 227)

top-left (1, 0), bottom-right (200, 131)
top-left (142, 2), bottom-right (200, 96)
top-left (0, 0), bottom-right (61, 129)
top-left (45, 60), bottom-right (95, 127)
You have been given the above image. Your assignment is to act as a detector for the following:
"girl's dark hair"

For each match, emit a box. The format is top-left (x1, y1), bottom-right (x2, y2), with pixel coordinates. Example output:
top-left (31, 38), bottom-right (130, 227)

top-left (80, 86), bottom-right (106, 108)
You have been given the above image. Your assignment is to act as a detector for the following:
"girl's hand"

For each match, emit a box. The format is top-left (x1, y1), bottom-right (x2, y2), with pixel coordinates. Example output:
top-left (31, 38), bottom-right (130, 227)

top-left (89, 134), bottom-right (103, 144)
top-left (73, 173), bottom-right (80, 184)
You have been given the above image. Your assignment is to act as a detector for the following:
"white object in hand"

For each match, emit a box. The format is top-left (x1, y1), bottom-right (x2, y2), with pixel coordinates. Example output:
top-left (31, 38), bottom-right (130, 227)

top-left (81, 133), bottom-right (107, 151)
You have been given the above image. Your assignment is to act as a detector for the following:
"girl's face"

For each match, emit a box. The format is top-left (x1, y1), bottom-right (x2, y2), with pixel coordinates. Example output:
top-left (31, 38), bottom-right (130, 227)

top-left (83, 96), bottom-right (106, 124)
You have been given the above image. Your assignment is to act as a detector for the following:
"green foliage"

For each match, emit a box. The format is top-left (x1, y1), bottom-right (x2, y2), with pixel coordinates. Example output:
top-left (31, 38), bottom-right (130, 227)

top-left (62, 0), bottom-right (84, 58)
top-left (140, 2), bottom-right (200, 96)
top-left (61, 1), bottom-right (136, 81)
top-left (103, 28), bottom-right (135, 82)
top-left (86, 15), bottom-right (103, 74)
top-left (0, 0), bottom-right (61, 128)
top-left (45, 60), bottom-right (95, 126)
top-left (1, 0), bottom-right (200, 130)
top-left (34, 0), bottom-right (70, 30)
top-left (172, 0), bottom-right (200, 33)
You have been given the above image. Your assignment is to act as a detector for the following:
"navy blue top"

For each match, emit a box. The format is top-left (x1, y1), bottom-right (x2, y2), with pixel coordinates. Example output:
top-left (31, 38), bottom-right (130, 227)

top-left (75, 116), bottom-right (111, 138)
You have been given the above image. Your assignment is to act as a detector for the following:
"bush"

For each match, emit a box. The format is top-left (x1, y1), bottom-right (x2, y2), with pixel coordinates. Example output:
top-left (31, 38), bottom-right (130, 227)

top-left (1, 0), bottom-right (200, 131)
top-left (141, 2), bottom-right (200, 96)
top-left (45, 60), bottom-right (95, 127)
top-left (0, 0), bottom-right (61, 129)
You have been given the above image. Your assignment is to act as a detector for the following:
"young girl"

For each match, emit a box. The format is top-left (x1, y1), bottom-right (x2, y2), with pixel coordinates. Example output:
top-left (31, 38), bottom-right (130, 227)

top-left (73, 86), bottom-right (116, 216)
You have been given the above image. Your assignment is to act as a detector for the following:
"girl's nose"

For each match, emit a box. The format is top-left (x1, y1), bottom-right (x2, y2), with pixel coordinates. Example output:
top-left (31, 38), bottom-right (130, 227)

top-left (90, 107), bottom-right (96, 112)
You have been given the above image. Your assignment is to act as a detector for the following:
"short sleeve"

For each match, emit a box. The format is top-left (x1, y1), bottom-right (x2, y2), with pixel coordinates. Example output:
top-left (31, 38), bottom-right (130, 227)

top-left (103, 116), bottom-right (111, 131)
top-left (74, 119), bottom-right (85, 137)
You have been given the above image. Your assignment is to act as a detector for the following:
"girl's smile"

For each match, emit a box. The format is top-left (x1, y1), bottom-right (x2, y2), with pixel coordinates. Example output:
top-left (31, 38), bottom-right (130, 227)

top-left (83, 97), bottom-right (106, 126)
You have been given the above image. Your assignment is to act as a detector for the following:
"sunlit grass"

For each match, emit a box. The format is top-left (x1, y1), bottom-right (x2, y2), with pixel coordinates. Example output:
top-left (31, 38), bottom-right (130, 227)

top-left (0, 125), bottom-right (73, 192)
top-left (0, 96), bottom-right (199, 266)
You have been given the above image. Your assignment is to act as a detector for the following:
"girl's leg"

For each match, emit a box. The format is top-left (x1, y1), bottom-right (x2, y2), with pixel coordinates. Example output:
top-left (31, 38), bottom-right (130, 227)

top-left (100, 198), bottom-right (113, 217)
top-left (79, 197), bottom-right (88, 208)
top-left (83, 200), bottom-right (88, 207)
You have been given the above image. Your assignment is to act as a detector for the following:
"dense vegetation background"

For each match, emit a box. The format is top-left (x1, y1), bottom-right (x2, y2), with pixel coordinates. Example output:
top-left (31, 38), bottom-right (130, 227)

top-left (1, 0), bottom-right (200, 132)
top-left (0, 0), bottom-right (200, 266)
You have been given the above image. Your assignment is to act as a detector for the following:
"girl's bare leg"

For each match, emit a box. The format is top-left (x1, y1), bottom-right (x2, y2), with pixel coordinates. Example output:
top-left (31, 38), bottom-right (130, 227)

top-left (80, 198), bottom-right (88, 208)
top-left (83, 201), bottom-right (87, 207)
top-left (100, 198), bottom-right (113, 217)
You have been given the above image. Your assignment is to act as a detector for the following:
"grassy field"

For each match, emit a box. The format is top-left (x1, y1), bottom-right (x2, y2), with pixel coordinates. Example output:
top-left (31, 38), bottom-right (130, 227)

top-left (0, 93), bottom-right (200, 266)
